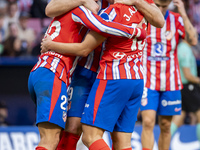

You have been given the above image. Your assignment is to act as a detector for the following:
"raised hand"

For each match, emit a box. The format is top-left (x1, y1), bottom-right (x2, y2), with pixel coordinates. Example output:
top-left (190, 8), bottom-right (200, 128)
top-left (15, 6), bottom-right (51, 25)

top-left (173, 0), bottom-right (187, 17)
top-left (83, 0), bottom-right (99, 14)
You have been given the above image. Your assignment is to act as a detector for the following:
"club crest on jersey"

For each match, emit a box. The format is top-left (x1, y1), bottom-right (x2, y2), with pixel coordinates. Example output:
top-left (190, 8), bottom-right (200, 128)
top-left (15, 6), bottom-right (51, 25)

top-left (141, 98), bottom-right (148, 106)
top-left (165, 30), bottom-right (174, 40)
top-left (113, 52), bottom-right (126, 59)
top-left (62, 111), bottom-right (67, 122)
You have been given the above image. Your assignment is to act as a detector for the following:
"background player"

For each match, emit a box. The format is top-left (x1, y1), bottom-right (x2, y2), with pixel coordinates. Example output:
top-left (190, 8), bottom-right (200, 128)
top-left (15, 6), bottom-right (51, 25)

top-left (28, 2), bottom-right (145, 150)
top-left (171, 39), bottom-right (200, 147)
top-left (140, 0), bottom-right (198, 150)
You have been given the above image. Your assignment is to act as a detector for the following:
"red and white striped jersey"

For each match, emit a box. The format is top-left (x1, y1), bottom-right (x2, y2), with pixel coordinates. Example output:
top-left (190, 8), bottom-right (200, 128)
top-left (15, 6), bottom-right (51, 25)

top-left (79, 0), bottom-right (154, 74)
top-left (143, 10), bottom-right (185, 91)
top-left (96, 3), bottom-right (152, 80)
top-left (78, 0), bottom-right (108, 73)
top-left (31, 6), bottom-right (136, 86)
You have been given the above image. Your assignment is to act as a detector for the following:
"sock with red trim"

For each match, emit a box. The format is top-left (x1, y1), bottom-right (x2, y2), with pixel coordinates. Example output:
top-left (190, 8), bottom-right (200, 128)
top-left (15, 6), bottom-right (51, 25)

top-left (89, 139), bottom-right (110, 150)
top-left (56, 131), bottom-right (80, 150)
top-left (142, 148), bottom-right (151, 150)
top-left (35, 146), bottom-right (48, 150)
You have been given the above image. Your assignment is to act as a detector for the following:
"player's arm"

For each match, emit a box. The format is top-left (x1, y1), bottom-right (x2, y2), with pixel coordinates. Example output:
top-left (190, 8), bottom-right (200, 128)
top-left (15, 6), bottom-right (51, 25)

top-left (45, 0), bottom-right (99, 17)
top-left (115, 0), bottom-right (165, 28)
top-left (41, 24), bottom-right (146, 57)
top-left (174, 0), bottom-right (198, 46)
top-left (73, 6), bottom-right (146, 39)
top-left (41, 32), bottom-right (106, 57)
top-left (182, 67), bottom-right (200, 84)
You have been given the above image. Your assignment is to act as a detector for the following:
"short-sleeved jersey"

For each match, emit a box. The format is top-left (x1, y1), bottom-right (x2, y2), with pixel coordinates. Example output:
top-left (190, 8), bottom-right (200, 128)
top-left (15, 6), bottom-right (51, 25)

top-left (97, 3), bottom-right (148, 80)
top-left (178, 41), bottom-right (197, 84)
top-left (78, 0), bottom-right (154, 73)
top-left (143, 10), bottom-right (185, 91)
top-left (31, 6), bottom-right (137, 86)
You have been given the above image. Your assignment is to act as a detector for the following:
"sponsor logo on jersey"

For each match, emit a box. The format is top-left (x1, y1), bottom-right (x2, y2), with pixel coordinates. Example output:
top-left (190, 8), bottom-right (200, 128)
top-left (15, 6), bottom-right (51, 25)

top-left (113, 52), bottom-right (126, 59)
top-left (147, 56), bottom-right (169, 61)
top-left (154, 43), bottom-right (164, 56)
top-left (113, 51), bottom-right (143, 60)
top-left (147, 42), bottom-right (170, 61)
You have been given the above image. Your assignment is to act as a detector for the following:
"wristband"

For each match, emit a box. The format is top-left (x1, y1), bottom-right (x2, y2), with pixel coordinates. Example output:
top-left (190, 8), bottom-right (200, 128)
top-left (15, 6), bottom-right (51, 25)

top-left (132, 28), bottom-right (146, 41)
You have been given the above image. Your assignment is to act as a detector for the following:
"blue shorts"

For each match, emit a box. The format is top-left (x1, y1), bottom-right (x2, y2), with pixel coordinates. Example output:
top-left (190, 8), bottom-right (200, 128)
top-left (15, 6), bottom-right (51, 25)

top-left (68, 65), bottom-right (97, 118)
top-left (140, 88), bottom-right (182, 115)
top-left (28, 67), bottom-right (68, 129)
top-left (81, 79), bottom-right (144, 133)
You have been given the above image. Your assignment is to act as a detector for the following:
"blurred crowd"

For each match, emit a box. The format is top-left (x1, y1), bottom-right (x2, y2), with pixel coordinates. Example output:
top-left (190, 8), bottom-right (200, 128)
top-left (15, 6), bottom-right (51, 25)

top-left (0, 0), bottom-right (200, 58)
top-left (0, 0), bottom-right (51, 57)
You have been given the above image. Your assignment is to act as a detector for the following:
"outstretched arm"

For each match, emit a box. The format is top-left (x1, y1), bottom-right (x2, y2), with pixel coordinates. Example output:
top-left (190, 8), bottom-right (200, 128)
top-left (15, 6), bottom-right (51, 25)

top-left (45, 0), bottom-right (99, 17)
top-left (41, 32), bottom-right (106, 57)
top-left (115, 0), bottom-right (165, 28)
top-left (71, 6), bottom-right (146, 39)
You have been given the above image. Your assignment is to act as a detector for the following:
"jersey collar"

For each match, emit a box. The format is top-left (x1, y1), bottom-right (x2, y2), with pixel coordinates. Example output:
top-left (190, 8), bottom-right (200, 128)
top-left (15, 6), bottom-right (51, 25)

top-left (164, 10), bottom-right (169, 20)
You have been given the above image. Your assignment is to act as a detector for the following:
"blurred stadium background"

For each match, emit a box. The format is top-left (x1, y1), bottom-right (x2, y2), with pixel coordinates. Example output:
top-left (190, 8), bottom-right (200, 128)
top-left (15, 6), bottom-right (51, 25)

top-left (1, 0), bottom-right (200, 150)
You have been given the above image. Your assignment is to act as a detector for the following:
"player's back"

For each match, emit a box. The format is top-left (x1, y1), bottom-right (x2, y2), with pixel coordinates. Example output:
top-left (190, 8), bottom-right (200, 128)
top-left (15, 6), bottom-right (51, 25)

top-left (104, 4), bottom-right (145, 52)
top-left (97, 4), bottom-right (147, 80)
top-left (49, 11), bottom-right (85, 44)
top-left (32, 8), bottom-right (86, 86)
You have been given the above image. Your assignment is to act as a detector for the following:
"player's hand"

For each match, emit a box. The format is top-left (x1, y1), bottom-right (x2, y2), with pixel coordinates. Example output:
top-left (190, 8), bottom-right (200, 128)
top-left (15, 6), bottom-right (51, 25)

top-left (82, 0), bottom-right (99, 14)
top-left (173, 0), bottom-right (187, 17)
top-left (40, 34), bottom-right (52, 54)
top-left (137, 18), bottom-right (145, 28)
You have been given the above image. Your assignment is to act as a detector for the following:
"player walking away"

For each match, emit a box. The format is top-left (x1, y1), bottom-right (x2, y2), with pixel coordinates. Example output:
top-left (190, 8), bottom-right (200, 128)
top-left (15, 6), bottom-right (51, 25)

top-left (28, 1), bottom-right (144, 150)
top-left (171, 39), bottom-right (200, 148)
top-left (140, 0), bottom-right (198, 150)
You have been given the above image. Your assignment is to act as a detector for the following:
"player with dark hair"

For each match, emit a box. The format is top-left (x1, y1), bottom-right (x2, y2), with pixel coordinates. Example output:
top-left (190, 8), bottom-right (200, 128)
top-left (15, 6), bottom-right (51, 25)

top-left (41, 0), bottom-right (161, 149)
top-left (42, 0), bottom-right (165, 150)
top-left (28, 2), bottom-right (146, 150)
top-left (140, 0), bottom-right (198, 150)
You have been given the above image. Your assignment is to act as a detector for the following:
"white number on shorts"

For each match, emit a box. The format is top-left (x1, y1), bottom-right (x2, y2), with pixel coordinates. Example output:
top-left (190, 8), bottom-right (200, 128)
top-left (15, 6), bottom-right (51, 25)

top-left (67, 87), bottom-right (73, 101)
top-left (60, 95), bottom-right (68, 110)
top-left (142, 87), bottom-right (148, 99)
